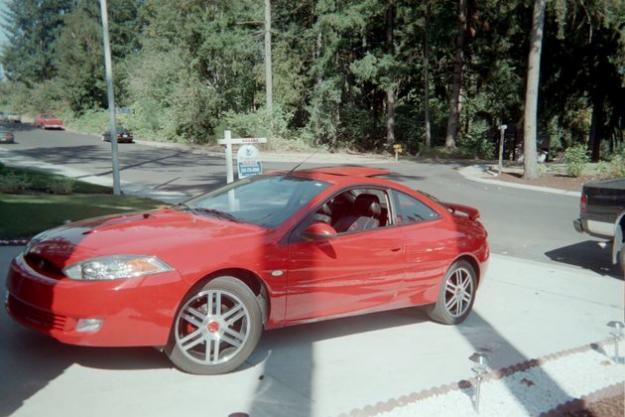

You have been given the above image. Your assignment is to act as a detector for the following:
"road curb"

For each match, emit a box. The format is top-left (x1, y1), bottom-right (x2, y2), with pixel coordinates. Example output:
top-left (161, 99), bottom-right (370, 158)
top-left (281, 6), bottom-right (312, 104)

top-left (459, 165), bottom-right (582, 197)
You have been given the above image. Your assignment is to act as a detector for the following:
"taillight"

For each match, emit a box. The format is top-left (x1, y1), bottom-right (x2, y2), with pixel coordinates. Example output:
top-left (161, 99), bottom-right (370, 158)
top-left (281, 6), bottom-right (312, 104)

top-left (580, 193), bottom-right (587, 215)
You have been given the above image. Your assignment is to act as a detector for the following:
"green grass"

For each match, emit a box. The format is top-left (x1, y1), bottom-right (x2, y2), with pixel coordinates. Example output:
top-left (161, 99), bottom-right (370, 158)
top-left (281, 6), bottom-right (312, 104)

top-left (0, 193), bottom-right (164, 239)
top-left (0, 162), bottom-right (164, 238)
top-left (0, 164), bottom-right (111, 194)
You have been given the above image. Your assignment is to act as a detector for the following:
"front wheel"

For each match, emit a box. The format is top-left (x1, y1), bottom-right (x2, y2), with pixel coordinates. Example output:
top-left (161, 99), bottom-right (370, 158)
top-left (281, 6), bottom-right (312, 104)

top-left (427, 260), bottom-right (477, 325)
top-left (166, 277), bottom-right (263, 374)
top-left (620, 248), bottom-right (624, 277)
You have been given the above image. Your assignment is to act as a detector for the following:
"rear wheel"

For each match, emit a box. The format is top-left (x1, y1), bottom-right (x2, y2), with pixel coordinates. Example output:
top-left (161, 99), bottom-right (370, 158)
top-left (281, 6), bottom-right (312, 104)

top-left (427, 260), bottom-right (477, 325)
top-left (620, 248), bottom-right (624, 276)
top-left (166, 277), bottom-right (262, 374)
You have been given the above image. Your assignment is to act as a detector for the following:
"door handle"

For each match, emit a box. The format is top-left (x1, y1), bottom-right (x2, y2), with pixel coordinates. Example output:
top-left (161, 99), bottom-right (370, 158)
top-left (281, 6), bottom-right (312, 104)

top-left (391, 247), bottom-right (402, 252)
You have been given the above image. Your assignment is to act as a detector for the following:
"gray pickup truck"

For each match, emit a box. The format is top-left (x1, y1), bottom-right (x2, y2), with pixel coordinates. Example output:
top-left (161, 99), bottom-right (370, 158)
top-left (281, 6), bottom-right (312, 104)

top-left (574, 178), bottom-right (625, 273)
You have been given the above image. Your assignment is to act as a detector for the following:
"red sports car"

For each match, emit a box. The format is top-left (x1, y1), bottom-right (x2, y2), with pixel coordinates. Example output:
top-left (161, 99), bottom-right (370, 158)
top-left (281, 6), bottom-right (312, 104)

top-left (34, 114), bottom-right (64, 130)
top-left (6, 167), bottom-right (489, 374)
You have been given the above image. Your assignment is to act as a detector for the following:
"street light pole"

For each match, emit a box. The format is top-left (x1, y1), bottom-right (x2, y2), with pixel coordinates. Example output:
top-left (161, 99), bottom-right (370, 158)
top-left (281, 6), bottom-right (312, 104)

top-left (264, 0), bottom-right (273, 131)
top-left (99, 0), bottom-right (121, 195)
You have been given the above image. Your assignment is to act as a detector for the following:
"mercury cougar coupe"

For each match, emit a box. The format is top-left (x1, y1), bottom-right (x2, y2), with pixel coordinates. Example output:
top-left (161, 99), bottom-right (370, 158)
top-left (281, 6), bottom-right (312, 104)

top-left (6, 166), bottom-right (489, 374)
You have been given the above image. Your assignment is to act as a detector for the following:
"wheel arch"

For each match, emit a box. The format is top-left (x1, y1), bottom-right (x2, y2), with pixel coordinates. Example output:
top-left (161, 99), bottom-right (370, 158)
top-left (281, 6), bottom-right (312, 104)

top-left (453, 254), bottom-right (482, 285)
top-left (190, 268), bottom-right (270, 325)
top-left (612, 212), bottom-right (625, 264)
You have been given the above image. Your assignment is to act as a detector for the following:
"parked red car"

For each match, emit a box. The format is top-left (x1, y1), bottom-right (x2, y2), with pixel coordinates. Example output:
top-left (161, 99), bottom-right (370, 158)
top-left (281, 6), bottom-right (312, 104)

top-left (6, 167), bottom-right (489, 374)
top-left (34, 114), bottom-right (64, 130)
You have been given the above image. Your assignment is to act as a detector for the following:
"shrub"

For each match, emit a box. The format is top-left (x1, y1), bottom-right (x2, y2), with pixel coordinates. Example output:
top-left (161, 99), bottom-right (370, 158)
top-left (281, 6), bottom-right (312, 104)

top-left (63, 109), bottom-right (109, 135)
top-left (564, 144), bottom-right (589, 177)
top-left (598, 148), bottom-right (625, 179)
top-left (46, 179), bottom-right (74, 195)
top-left (0, 173), bottom-right (32, 193)
top-left (609, 152), bottom-right (625, 178)
top-left (459, 120), bottom-right (496, 159)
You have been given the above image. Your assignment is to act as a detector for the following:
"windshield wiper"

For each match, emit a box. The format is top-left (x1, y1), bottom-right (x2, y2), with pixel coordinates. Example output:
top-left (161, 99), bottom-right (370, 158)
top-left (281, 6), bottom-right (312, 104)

top-left (187, 207), bottom-right (240, 223)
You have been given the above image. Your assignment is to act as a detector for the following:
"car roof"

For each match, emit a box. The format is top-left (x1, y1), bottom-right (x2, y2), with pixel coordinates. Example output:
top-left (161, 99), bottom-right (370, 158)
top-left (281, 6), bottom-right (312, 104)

top-left (272, 165), bottom-right (405, 188)
top-left (277, 165), bottom-right (387, 181)
top-left (295, 166), bottom-right (390, 178)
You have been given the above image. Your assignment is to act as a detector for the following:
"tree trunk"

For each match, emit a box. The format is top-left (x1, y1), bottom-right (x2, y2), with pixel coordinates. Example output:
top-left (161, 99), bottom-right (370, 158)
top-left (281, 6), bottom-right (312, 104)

top-left (589, 94), bottom-right (604, 162)
top-left (522, 0), bottom-right (546, 179)
top-left (386, 87), bottom-right (396, 145)
top-left (423, 1), bottom-right (432, 149)
top-left (445, 0), bottom-right (467, 149)
top-left (385, 0), bottom-right (396, 146)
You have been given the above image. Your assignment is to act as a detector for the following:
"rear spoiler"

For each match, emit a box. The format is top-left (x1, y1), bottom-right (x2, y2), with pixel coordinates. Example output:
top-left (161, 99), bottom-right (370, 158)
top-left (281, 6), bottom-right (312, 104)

top-left (442, 202), bottom-right (480, 221)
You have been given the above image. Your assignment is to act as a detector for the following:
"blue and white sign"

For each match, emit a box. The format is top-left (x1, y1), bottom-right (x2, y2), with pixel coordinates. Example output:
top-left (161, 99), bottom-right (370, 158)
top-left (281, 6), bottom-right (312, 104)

top-left (237, 144), bottom-right (263, 179)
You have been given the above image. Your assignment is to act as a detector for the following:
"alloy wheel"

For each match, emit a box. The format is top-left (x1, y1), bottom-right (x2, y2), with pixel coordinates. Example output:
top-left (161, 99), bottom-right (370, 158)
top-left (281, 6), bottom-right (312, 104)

top-left (174, 289), bottom-right (250, 365)
top-left (443, 267), bottom-right (474, 318)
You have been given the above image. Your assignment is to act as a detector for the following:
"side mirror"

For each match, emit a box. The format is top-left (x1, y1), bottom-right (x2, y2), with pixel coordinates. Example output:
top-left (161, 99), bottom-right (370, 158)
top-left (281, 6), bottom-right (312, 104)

top-left (302, 222), bottom-right (337, 242)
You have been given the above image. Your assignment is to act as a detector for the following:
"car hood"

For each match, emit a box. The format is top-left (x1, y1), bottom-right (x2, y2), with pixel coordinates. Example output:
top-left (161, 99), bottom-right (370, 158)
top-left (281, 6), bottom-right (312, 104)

top-left (26, 208), bottom-right (268, 270)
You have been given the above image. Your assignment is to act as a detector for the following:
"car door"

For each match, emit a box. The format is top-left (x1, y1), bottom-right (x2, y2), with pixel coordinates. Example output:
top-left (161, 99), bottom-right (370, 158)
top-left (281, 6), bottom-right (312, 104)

top-left (285, 188), bottom-right (406, 324)
top-left (391, 189), bottom-right (458, 306)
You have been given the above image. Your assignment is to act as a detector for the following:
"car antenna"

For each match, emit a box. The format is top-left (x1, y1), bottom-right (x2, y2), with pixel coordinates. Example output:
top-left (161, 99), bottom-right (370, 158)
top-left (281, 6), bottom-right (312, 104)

top-left (285, 149), bottom-right (320, 176)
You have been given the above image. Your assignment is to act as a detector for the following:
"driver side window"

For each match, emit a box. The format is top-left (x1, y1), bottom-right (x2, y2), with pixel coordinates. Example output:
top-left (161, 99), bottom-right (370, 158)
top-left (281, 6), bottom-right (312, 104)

top-left (308, 188), bottom-right (391, 235)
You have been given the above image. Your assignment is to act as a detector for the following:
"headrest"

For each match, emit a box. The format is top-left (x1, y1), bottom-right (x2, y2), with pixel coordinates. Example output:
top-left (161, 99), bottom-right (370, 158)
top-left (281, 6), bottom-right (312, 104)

top-left (318, 203), bottom-right (332, 216)
top-left (333, 192), bottom-right (356, 206)
top-left (354, 194), bottom-right (381, 217)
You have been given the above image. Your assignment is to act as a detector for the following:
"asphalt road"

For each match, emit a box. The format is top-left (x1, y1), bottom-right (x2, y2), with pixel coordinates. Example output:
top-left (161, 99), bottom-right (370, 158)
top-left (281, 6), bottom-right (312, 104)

top-left (2, 124), bottom-right (620, 279)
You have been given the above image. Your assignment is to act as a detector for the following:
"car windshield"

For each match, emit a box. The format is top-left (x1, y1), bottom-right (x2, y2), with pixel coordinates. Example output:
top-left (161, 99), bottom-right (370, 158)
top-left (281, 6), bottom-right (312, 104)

top-left (183, 175), bottom-right (329, 228)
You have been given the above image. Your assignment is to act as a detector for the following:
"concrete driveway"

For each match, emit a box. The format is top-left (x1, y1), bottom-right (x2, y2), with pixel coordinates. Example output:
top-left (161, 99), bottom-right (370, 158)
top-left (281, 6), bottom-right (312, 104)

top-left (0, 246), bottom-right (622, 417)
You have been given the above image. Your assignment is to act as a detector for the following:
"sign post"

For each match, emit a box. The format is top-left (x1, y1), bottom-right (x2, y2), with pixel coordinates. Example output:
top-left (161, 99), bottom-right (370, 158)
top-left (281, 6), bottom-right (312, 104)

top-left (218, 131), bottom-right (267, 184)
top-left (223, 130), bottom-right (235, 184)
top-left (498, 124), bottom-right (508, 175)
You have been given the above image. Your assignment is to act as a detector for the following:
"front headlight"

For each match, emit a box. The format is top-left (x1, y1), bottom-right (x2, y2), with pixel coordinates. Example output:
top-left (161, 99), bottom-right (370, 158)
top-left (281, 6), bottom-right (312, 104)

top-left (63, 255), bottom-right (173, 281)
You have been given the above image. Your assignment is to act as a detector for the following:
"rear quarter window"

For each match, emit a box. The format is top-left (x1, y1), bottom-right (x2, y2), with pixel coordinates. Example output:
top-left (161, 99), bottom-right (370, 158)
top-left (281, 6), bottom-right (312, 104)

top-left (393, 191), bottom-right (440, 224)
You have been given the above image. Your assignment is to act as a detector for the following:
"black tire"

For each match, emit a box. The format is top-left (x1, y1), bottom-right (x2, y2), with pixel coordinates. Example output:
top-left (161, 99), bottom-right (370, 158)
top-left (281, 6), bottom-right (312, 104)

top-left (426, 260), bottom-right (477, 325)
top-left (620, 248), bottom-right (624, 277)
top-left (166, 277), bottom-right (263, 374)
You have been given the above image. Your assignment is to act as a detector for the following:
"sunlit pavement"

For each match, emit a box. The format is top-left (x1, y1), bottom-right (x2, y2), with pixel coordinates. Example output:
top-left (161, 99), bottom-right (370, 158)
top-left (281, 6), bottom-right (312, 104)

top-left (1, 246), bottom-right (622, 417)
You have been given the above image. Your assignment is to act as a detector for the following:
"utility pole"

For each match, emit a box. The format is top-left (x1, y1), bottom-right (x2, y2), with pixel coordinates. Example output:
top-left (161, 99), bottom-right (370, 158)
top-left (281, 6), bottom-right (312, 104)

top-left (99, 0), bottom-right (121, 195)
top-left (264, 0), bottom-right (273, 131)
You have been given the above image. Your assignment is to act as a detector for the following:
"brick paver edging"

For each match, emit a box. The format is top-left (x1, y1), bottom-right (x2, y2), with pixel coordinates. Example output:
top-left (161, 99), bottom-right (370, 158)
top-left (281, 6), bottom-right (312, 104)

top-left (538, 382), bottom-right (624, 417)
top-left (337, 339), bottom-right (616, 417)
top-left (0, 238), bottom-right (29, 246)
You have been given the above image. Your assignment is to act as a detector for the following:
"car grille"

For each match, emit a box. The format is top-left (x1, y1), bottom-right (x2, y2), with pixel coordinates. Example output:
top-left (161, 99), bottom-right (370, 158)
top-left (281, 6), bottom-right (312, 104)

top-left (7, 295), bottom-right (68, 331)
top-left (24, 253), bottom-right (64, 279)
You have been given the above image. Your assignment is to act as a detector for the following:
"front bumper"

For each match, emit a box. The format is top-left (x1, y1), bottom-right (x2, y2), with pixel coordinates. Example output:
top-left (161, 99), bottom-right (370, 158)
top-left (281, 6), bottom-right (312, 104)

top-left (5, 254), bottom-right (185, 347)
